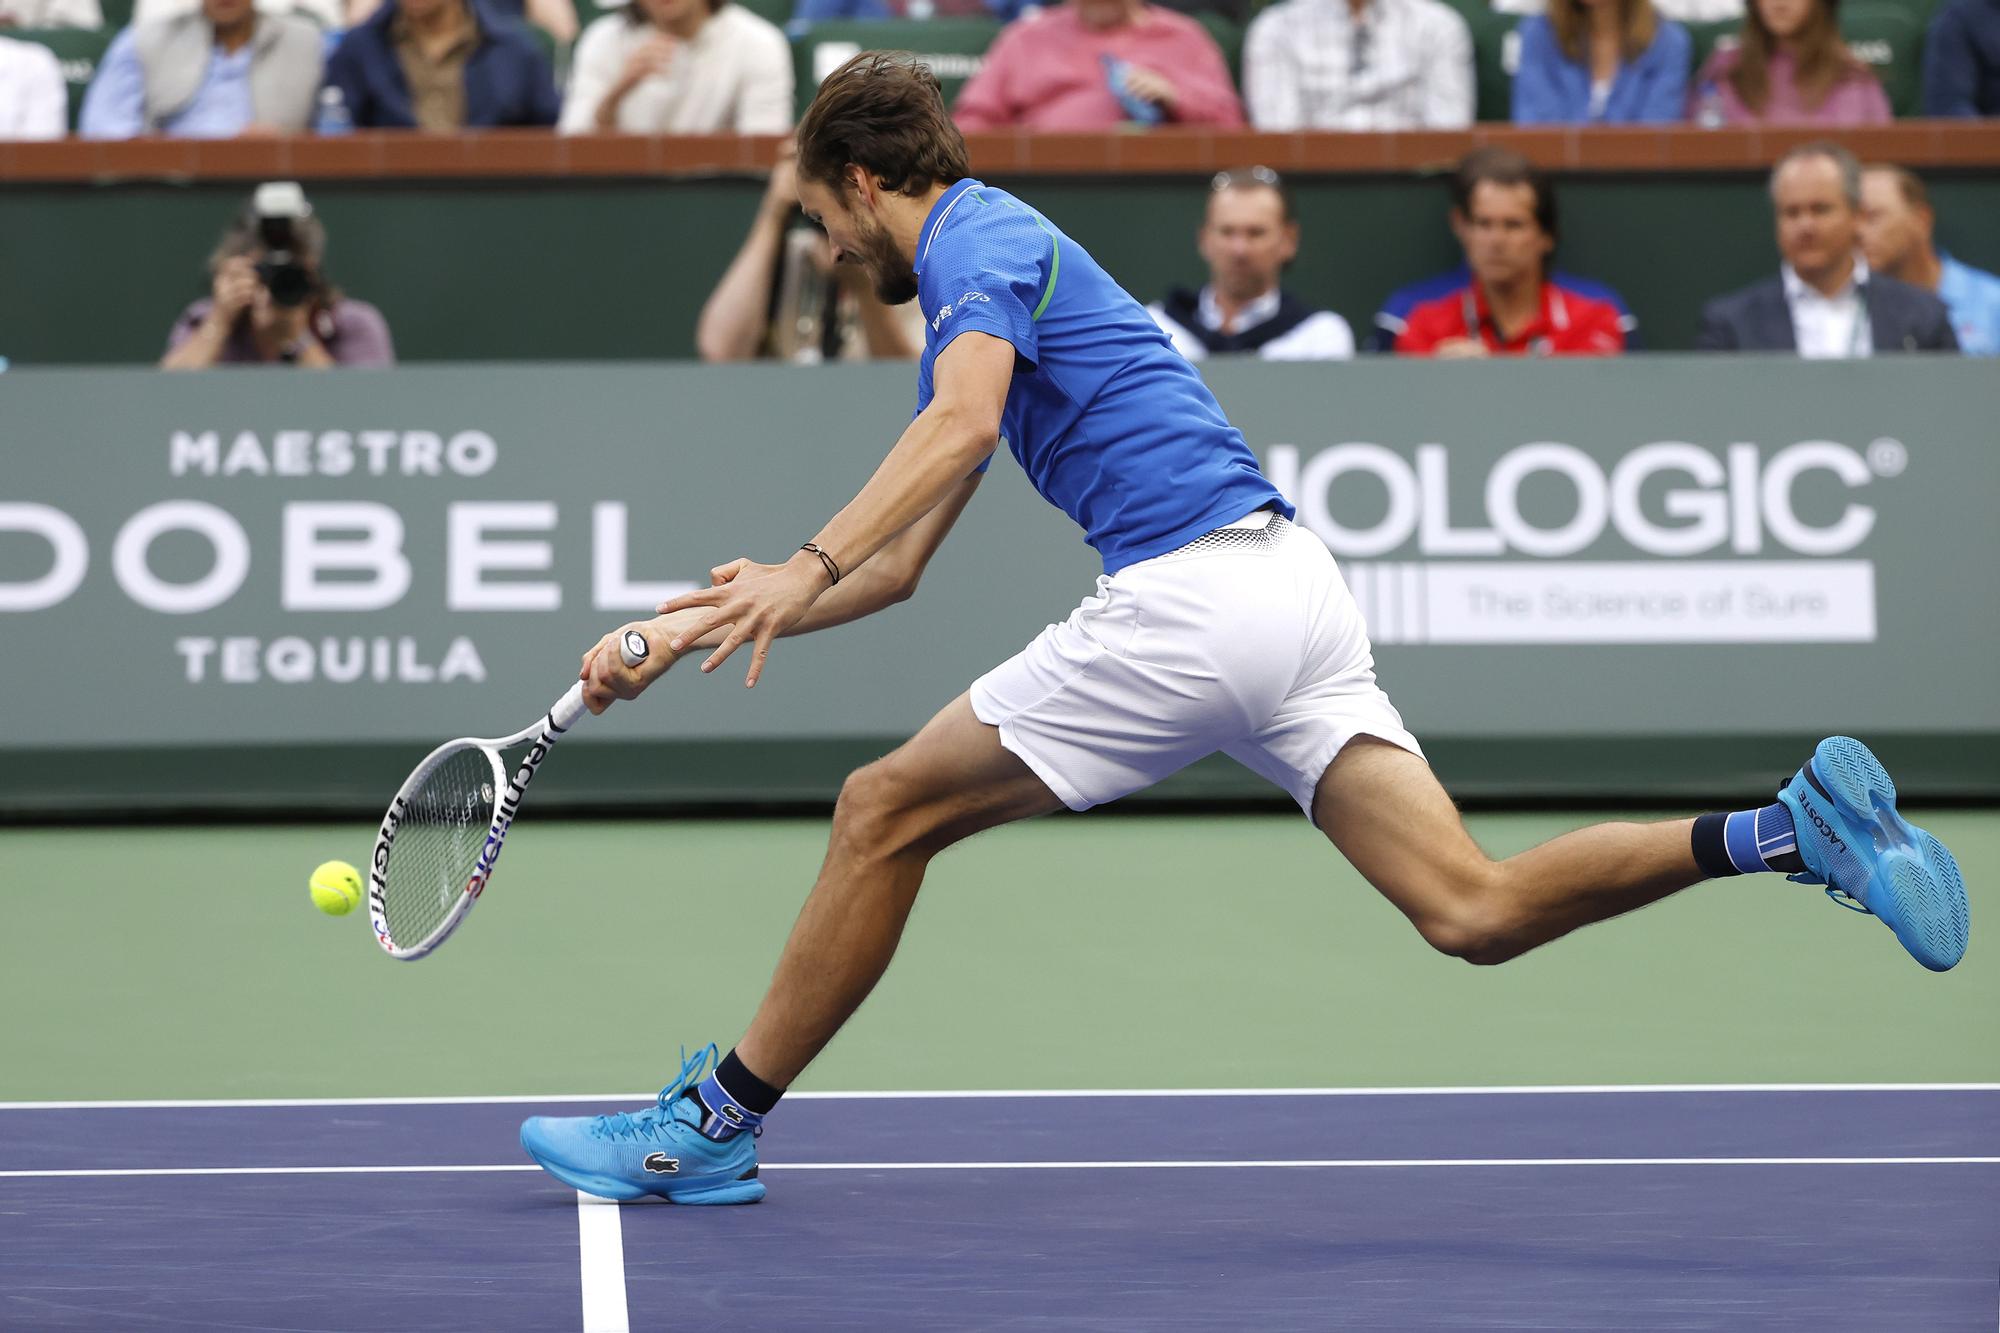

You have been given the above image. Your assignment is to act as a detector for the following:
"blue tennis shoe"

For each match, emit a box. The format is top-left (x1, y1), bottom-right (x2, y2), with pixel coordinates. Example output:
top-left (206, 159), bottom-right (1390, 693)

top-left (1778, 736), bottom-right (1969, 972)
top-left (520, 1045), bottom-right (764, 1204)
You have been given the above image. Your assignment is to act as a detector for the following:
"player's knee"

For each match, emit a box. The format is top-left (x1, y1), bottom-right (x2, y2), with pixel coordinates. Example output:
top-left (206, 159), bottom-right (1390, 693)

top-left (832, 761), bottom-right (931, 859)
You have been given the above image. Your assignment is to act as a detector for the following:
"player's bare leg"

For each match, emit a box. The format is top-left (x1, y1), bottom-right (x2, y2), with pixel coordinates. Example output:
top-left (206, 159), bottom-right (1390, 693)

top-left (734, 693), bottom-right (1063, 1086)
top-left (1313, 737), bottom-right (1704, 965)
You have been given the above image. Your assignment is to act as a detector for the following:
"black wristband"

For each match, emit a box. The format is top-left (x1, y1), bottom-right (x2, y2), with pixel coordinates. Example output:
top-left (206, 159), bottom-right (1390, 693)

top-left (801, 542), bottom-right (841, 586)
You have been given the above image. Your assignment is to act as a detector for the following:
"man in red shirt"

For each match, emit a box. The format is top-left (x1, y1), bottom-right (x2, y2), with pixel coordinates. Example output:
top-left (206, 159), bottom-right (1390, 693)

top-left (1395, 149), bottom-right (1624, 357)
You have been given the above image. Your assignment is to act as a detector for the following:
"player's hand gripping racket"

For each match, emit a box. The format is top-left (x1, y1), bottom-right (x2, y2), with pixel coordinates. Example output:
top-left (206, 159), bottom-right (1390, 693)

top-left (367, 629), bottom-right (650, 960)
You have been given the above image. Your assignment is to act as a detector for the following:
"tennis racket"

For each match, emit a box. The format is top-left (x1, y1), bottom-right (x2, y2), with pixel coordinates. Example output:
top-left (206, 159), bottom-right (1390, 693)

top-left (366, 628), bottom-right (650, 961)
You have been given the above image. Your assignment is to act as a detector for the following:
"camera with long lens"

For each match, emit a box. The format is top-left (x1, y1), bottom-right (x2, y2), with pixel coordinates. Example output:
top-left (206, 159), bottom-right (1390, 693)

top-left (251, 182), bottom-right (316, 309)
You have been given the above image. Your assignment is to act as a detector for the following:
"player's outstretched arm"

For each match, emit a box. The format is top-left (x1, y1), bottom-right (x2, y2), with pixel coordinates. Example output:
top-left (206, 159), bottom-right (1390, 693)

top-left (654, 330), bottom-right (1015, 687)
top-left (709, 466), bottom-right (984, 634)
top-left (576, 467), bottom-right (983, 713)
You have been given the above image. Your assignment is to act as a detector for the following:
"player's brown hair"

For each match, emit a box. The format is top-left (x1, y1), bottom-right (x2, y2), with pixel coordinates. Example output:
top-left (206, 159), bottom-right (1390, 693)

top-left (795, 52), bottom-right (970, 199)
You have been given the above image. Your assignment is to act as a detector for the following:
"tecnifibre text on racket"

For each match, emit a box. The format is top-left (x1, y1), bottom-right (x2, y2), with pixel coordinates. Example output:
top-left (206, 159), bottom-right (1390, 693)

top-left (367, 629), bottom-right (648, 960)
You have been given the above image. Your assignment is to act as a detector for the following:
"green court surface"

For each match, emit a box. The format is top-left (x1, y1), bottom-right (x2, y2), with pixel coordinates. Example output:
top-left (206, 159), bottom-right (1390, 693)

top-left (2, 811), bottom-right (1993, 1102)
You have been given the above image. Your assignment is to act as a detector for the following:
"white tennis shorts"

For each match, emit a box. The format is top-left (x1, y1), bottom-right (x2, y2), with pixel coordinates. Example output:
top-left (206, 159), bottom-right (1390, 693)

top-left (970, 511), bottom-right (1423, 818)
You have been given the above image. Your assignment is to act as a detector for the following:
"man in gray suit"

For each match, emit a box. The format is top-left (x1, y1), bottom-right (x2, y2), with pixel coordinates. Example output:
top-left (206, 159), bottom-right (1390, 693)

top-left (1696, 142), bottom-right (1959, 357)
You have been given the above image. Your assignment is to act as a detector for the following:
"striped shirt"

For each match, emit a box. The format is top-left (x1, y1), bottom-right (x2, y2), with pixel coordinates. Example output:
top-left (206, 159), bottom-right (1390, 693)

top-left (1243, 0), bottom-right (1474, 130)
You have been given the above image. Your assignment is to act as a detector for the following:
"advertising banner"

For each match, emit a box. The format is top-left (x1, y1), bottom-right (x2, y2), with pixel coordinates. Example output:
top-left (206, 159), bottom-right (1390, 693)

top-left (4, 359), bottom-right (1995, 809)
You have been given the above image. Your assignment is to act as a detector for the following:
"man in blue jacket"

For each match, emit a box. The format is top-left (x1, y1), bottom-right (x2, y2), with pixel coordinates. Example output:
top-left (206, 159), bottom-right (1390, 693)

top-left (326, 0), bottom-right (558, 129)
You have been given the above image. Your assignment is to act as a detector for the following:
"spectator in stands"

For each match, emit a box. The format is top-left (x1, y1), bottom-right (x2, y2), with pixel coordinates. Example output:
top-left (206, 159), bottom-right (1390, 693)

top-left (0, 34), bottom-right (66, 138)
top-left (0, 0), bottom-right (99, 25)
top-left (1495, 0), bottom-right (1737, 25)
top-left (560, 0), bottom-right (792, 133)
top-left (1922, 0), bottom-right (2000, 115)
top-left (134, 0), bottom-right (343, 32)
top-left (1147, 167), bottom-right (1354, 361)
top-left (793, 0), bottom-right (998, 23)
top-left (1689, 0), bottom-right (1890, 125)
top-left (697, 143), bottom-right (922, 363)
top-left (1372, 149), bottom-right (1633, 354)
top-left (1512, 0), bottom-right (1691, 123)
top-left (1695, 143), bottom-right (1957, 355)
top-left (325, 0), bottom-right (559, 128)
top-left (1393, 150), bottom-right (1624, 357)
top-left (1244, 0), bottom-right (1472, 129)
top-left (984, 0), bottom-right (1253, 19)
top-left (1859, 163), bottom-right (2000, 355)
top-left (161, 182), bottom-right (396, 370)
top-left (78, 0), bottom-right (322, 138)
top-left (952, 0), bottom-right (1245, 129)
top-left (347, 0), bottom-right (578, 47)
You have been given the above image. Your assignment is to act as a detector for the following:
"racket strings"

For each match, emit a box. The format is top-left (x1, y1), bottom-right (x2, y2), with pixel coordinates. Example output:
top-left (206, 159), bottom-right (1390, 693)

top-left (381, 747), bottom-right (499, 948)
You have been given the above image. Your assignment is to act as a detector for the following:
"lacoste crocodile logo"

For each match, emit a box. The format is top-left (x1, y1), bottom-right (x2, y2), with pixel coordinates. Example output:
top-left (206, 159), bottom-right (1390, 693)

top-left (642, 1153), bottom-right (680, 1174)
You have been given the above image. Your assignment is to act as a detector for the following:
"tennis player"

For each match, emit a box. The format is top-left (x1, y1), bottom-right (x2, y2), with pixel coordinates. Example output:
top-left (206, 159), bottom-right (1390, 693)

top-left (520, 55), bottom-right (1970, 1205)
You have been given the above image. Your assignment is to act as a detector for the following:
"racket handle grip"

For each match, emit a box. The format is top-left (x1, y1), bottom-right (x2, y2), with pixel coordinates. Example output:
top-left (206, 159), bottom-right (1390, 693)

top-left (619, 629), bottom-right (650, 669)
top-left (551, 681), bottom-right (589, 730)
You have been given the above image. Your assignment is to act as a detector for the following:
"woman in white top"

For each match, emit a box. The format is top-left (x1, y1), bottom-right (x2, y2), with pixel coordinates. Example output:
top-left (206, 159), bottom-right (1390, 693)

top-left (560, 0), bottom-right (793, 134)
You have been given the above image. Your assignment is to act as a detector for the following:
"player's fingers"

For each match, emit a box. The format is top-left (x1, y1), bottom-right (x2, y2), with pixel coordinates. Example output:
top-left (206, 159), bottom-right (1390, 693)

top-left (579, 632), bottom-right (614, 680)
top-left (700, 623), bottom-right (753, 674)
top-left (667, 607), bottom-right (733, 653)
top-left (743, 628), bottom-right (777, 689)
top-left (657, 585), bottom-right (728, 619)
top-left (711, 558), bottom-right (751, 587)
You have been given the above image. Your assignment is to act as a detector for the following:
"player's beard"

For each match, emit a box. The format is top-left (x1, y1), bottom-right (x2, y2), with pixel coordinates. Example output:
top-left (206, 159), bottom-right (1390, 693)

top-left (853, 211), bottom-right (919, 306)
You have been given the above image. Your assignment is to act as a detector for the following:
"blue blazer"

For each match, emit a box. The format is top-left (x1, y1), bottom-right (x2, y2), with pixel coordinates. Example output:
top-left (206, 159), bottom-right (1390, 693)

top-left (326, 0), bottom-right (559, 129)
top-left (1511, 15), bottom-right (1691, 124)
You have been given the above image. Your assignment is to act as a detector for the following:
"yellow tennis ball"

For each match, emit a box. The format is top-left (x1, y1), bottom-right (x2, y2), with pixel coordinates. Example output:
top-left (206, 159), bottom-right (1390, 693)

top-left (309, 860), bottom-right (364, 917)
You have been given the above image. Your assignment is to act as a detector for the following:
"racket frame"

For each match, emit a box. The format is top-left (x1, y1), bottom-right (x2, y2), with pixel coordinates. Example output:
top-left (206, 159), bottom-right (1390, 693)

top-left (367, 683), bottom-right (589, 961)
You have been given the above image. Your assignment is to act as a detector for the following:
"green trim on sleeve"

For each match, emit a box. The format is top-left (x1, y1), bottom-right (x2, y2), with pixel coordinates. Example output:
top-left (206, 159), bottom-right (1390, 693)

top-left (999, 196), bottom-right (1062, 323)
top-left (1031, 222), bottom-right (1061, 323)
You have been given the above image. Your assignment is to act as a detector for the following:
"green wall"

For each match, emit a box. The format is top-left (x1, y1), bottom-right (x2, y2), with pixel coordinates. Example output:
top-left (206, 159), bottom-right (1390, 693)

top-left (5, 172), bottom-right (1998, 366)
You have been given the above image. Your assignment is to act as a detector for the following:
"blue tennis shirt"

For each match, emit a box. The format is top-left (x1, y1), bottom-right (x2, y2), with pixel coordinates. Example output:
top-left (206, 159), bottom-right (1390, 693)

top-left (911, 178), bottom-right (1291, 574)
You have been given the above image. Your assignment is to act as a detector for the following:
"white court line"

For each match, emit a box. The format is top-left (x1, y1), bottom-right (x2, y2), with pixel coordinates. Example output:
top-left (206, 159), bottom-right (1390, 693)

top-left (4, 1156), bottom-right (1998, 1179)
top-left (0, 1165), bottom-right (544, 1178)
top-left (575, 1192), bottom-right (629, 1333)
top-left (2, 1084), bottom-right (1995, 1110)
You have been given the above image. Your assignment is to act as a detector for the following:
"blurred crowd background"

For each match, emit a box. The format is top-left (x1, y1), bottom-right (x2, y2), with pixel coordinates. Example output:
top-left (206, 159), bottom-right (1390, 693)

top-left (0, 0), bottom-right (1994, 368)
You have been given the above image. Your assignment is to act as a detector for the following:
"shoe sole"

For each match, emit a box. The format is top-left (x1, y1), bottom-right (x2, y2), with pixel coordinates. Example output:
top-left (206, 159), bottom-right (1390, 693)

top-left (521, 1137), bottom-right (766, 1205)
top-left (1808, 736), bottom-right (1969, 972)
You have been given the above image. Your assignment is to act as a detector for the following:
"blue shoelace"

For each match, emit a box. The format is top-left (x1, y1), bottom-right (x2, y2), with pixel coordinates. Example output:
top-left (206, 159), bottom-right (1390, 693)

top-left (590, 1044), bottom-right (718, 1143)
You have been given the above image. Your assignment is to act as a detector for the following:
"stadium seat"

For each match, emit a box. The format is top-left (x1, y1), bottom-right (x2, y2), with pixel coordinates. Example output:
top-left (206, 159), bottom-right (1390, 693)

top-left (1839, 0), bottom-right (1926, 115)
top-left (96, 0), bottom-right (134, 29)
top-left (1436, 0), bottom-right (1521, 121)
top-left (10, 27), bottom-right (113, 130)
top-left (789, 17), bottom-right (1000, 120)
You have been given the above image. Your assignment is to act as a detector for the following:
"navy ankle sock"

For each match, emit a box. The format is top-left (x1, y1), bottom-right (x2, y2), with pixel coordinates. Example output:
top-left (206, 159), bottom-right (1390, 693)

top-left (694, 1050), bottom-right (783, 1141)
top-left (1692, 801), bottom-right (1805, 877)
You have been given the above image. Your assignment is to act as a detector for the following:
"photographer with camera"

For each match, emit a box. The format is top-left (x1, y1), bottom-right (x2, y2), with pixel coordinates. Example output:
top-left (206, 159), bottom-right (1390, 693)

top-left (161, 183), bottom-right (395, 370)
